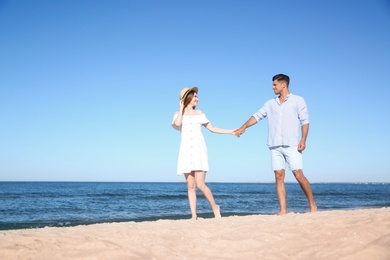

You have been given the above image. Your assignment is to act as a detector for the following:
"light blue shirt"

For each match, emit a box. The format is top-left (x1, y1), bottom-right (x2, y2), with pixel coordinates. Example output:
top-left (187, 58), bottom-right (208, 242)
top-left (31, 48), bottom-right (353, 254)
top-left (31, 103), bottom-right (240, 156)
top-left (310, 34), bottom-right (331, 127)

top-left (252, 94), bottom-right (309, 148)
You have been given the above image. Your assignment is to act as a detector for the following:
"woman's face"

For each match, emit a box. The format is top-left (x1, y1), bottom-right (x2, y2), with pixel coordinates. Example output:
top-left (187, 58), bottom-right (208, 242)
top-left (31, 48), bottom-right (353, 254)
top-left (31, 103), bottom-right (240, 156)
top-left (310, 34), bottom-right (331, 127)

top-left (184, 91), bottom-right (199, 109)
top-left (189, 92), bottom-right (199, 107)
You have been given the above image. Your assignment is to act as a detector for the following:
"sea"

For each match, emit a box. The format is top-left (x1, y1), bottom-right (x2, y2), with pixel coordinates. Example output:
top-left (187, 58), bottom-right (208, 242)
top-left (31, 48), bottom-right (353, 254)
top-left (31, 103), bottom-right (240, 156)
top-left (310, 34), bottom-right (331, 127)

top-left (0, 182), bottom-right (389, 230)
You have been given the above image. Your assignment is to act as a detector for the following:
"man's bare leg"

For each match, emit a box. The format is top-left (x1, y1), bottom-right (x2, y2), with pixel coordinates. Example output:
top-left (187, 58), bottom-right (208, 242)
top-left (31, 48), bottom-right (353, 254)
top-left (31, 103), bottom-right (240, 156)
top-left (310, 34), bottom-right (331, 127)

top-left (292, 169), bottom-right (317, 213)
top-left (274, 169), bottom-right (287, 215)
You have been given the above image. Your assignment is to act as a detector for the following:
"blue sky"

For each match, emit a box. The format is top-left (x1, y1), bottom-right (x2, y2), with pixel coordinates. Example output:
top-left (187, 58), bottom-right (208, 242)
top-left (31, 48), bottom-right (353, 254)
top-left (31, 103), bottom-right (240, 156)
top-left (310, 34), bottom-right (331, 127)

top-left (1, 0), bottom-right (389, 183)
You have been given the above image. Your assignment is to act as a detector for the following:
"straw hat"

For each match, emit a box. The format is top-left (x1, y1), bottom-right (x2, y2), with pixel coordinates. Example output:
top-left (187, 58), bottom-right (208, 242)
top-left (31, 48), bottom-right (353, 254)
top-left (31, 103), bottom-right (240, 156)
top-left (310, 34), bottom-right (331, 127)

top-left (179, 86), bottom-right (198, 101)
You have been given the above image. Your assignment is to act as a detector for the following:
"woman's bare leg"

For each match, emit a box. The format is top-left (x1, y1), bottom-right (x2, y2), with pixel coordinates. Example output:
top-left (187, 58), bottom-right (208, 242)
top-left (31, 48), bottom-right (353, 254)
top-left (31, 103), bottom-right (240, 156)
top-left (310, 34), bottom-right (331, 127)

top-left (185, 172), bottom-right (197, 220)
top-left (195, 171), bottom-right (221, 218)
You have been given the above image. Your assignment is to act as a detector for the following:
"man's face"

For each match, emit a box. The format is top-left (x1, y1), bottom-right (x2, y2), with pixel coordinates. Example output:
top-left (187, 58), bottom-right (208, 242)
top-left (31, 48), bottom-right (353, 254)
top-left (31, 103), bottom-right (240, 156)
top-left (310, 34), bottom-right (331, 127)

top-left (272, 80), bottom-right (286, 95)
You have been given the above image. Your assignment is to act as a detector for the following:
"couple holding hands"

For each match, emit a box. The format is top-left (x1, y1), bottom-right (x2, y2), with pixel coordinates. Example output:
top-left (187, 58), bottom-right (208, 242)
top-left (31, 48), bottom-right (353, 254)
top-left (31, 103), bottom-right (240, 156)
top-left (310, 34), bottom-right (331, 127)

top-left (172, 74), bottom-right (317, 219)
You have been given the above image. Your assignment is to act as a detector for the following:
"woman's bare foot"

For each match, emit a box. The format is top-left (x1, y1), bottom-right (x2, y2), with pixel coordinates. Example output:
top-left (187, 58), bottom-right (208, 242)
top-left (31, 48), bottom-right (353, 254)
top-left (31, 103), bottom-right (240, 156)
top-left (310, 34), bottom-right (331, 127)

top-left (310, 204), bottom-right (317, 213)
top-left (277, 210), bottom-right (288, 216)
top-left (213, 205), bottom-right (221, 218)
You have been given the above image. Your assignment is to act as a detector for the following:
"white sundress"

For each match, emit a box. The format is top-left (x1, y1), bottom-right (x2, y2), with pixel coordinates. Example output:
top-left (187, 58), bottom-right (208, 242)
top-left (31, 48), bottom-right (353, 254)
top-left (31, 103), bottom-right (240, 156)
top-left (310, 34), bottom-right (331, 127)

top-left (172, 113), bottom-right (209, 175)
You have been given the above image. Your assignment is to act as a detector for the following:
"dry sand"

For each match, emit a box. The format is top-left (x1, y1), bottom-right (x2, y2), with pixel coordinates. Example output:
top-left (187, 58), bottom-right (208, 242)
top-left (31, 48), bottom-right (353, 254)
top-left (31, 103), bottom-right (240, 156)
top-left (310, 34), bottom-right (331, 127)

top-left (1, 208), bottom-right (389, 259)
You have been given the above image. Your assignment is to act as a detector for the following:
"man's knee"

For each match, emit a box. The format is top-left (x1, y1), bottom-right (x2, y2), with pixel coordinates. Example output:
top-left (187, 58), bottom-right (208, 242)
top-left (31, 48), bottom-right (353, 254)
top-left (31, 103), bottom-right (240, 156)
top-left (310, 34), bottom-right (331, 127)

top-left (274, 170), bottom-right (285, 182)
top-left (292, 169), bottom-right (305, 180)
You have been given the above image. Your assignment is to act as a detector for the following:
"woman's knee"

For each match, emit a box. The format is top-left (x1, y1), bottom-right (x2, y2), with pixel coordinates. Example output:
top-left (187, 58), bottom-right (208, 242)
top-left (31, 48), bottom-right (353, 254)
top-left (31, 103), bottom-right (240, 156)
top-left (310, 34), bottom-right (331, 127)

top-left (187, 181), bottom-right (196, 190)
top-left (196, 182), bottom-right (207, 191)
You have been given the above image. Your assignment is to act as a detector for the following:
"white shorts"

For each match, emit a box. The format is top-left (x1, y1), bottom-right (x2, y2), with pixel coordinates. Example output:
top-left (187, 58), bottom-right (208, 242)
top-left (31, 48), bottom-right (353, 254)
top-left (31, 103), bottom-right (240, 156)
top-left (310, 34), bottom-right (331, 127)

top-left (270, 146), bottom-right (303, 171)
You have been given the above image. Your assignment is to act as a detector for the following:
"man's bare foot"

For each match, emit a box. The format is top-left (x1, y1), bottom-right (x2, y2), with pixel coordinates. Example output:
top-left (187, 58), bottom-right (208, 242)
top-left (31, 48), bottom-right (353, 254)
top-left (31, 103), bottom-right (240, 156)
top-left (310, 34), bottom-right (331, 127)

top-left (310, 204), bottom-right (317, 213)
top-left (277, 210), bottom-right (287, 216)
top-left (213, 205), bottom-right (221, 218)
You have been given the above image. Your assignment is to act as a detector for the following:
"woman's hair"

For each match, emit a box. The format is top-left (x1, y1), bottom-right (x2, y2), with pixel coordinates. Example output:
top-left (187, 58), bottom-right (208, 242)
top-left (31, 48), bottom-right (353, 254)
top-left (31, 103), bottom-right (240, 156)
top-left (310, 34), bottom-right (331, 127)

top-left (182, 90), bottom-right (196, 113)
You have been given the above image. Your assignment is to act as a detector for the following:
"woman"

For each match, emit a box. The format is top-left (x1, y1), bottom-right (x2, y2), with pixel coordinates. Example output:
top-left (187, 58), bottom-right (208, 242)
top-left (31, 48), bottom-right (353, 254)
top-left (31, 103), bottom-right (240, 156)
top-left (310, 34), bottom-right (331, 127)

top-left (172, 86), bottom-right (236, 220)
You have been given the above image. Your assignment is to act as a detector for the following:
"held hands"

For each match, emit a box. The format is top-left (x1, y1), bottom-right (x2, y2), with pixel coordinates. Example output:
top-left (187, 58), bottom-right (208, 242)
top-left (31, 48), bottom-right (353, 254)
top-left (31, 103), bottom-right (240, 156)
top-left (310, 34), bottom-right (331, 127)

top-left (233, 126), bottom-right (246, 137)
top-left (221, 129), bottom-right (240, 137)
top-left (229, 129), bottom-right (239, 136)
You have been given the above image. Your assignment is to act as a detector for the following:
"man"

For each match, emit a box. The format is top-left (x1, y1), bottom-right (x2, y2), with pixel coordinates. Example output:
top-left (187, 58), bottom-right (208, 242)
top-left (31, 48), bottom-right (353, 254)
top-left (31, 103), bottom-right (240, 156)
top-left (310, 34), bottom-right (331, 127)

top-left (235, 74), bottom-right (317, 215)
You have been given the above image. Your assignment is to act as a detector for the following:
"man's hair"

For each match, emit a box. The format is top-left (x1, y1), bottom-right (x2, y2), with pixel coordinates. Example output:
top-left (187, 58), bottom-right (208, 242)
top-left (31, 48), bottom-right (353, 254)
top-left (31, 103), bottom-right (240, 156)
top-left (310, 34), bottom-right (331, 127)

top-left (272, 74), bottom-right (290, 87)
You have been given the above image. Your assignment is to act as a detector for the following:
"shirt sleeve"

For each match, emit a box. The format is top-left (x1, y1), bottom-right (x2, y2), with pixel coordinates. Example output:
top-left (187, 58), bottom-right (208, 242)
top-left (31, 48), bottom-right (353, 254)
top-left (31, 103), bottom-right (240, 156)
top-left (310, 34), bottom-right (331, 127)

top-left (252, 103), bottom-right (268, 122)
top-left (297, 97), bottom-right (309, 125)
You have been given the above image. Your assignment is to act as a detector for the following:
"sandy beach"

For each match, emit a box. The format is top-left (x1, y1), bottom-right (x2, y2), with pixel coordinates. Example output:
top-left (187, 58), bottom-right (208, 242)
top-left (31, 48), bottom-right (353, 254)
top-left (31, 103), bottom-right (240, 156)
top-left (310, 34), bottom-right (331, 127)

top-left (1, 208), bottom-right (389, 259)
